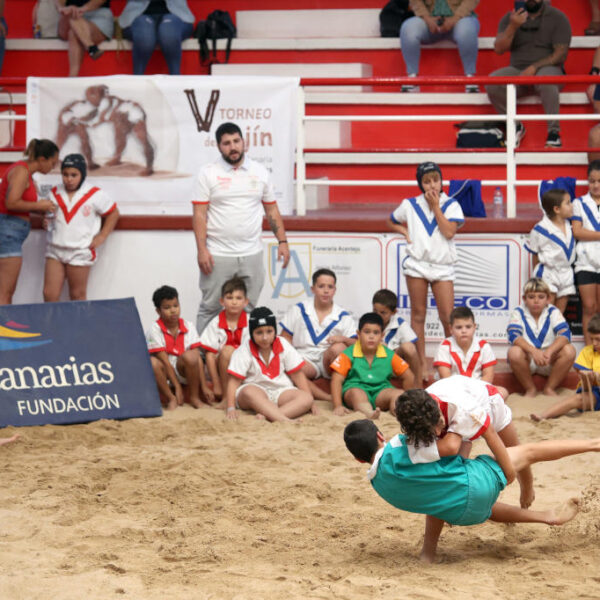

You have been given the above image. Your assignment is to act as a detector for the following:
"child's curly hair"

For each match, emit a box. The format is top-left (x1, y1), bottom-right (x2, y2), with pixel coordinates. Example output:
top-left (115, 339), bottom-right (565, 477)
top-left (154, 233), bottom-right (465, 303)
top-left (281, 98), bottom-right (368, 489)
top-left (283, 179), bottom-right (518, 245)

top-left (395, 389), bottom-right (441, 448)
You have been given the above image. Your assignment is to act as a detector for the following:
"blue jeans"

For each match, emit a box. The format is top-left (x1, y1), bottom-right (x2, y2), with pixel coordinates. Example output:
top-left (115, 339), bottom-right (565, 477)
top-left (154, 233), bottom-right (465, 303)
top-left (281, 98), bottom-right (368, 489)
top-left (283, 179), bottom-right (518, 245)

top-left (0, 18), bottom-right (8, 75)
top-left (123, 13), bottom-right (193, 75)
top-left (399, 15), bottom-right (479, 76)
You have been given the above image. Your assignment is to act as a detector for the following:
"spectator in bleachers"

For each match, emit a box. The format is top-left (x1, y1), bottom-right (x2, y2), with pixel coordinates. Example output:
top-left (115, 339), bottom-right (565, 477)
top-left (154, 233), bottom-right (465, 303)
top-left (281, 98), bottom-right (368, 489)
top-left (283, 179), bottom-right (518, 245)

top-left (56, 0), bottom-right (114, 77)
top-left (586, 46), bottom-right (600, 162)
top-left (486, 0), bottom-right (571, 149)
top-left (586, 0), bottom-right (600, 36)
top-left (0, 0), bottom-right (6, 75)
top-left (118, 0), bottom-right (195, 75)
top-left (399, 0), bottom-right (480, 93)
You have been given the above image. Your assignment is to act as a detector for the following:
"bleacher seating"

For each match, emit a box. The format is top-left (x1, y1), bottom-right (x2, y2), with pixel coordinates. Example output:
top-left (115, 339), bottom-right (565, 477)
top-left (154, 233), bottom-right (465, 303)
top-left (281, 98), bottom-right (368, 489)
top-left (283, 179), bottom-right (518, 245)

top-left (1, 0), bottom-right (597, 206)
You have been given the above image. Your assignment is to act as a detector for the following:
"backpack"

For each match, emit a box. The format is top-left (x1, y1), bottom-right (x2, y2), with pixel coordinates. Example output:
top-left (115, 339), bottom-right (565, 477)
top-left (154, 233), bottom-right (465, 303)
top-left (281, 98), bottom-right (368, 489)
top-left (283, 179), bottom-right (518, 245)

top-left (195, 10), bottom-right (236, 66)
top-left (379, 0), bottom-right (414, 37)
top-left (455, 121), bottom-right (505, 149)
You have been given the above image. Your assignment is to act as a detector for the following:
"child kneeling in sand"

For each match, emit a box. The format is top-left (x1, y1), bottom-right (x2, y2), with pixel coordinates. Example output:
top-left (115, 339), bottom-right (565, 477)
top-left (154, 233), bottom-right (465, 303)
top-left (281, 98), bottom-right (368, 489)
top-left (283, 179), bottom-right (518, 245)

top-left (344, 413), bottom-right (596, 563)
top-left (225, 307), bottom-right (316, 422)
top-left (532, 313), bottom-right (600, 421)
top-left (330, 312), bottom-right (414, 418)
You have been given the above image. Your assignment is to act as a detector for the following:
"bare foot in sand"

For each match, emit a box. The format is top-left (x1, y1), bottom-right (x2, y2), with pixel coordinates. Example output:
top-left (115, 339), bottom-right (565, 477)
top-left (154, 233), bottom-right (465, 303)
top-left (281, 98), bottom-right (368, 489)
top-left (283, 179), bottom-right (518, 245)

top-left (545, 498), bottom-right (579, 525)
top-left (530, 413), bottom-right (544, 422)
top-left (0, 434), bottom-right (19, 447)
top-left (368, 408), bottom-right (381, 420)
top-left (522, 387), bottom-right (537, 398)
top-left (542, 387), bottom-right (558, 397)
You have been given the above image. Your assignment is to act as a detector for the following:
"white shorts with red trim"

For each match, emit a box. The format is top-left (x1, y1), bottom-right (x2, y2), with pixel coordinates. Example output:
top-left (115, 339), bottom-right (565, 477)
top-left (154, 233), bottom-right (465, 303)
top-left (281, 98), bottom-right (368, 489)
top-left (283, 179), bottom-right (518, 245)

top-left (487, 389), bottom-right (512, 432)
top-left (46, 244), bottom-right (97, 267)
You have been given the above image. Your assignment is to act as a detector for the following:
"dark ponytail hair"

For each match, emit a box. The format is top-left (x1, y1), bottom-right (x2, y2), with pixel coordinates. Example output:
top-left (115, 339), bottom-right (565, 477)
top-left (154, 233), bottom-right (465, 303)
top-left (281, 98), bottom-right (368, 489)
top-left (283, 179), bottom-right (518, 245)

top-left (25, 138), bottom-right (59, 161)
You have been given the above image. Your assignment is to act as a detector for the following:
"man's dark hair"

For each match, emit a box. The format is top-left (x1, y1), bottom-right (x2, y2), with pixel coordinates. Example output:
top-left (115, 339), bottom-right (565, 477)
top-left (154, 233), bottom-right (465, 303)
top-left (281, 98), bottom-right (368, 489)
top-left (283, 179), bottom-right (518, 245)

top-left (588, 159), bottom-right (600, 176)
top-left (221, 276), bottom-right (247, 297)
top-left (372, 289), bottom-right (397, 311)
top-left (395, 389), bottom-right (440, 448)
top-left (358, 312), bottom-right (383, 331)
top-left (152, 285), bottom-right (178, 309)
top-left (344, 419), bottom-right (380, 463)
top-left (450, 306), bottom-right (475, 324)
top-left (215, 122), bottom-right (242, 144)
top-left (312, 268), bottom-right (336, 285)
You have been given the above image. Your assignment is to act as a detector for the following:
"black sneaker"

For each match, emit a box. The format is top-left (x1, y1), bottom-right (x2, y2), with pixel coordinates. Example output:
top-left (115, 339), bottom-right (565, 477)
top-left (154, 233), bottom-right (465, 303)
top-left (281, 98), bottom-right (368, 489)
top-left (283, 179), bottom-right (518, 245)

top-left (545, 130), bottom-right (562, 148)
top-left (88, 45), bottom-right (104, 60)
top-left (465, 83), bottom-right (480, 93)
top-left (401, 84), bottom-right (420, 93)
top-left (515, 122), bottom-right (526, 148)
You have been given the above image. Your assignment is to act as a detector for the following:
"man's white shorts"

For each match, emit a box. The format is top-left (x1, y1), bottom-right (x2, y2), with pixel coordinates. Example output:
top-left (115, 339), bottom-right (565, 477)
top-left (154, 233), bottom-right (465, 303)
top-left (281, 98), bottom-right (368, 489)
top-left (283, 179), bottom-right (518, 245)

top-left (46, 244), bottom-right (97, 267)
top-left (402, 255), bottom-right (454, 282)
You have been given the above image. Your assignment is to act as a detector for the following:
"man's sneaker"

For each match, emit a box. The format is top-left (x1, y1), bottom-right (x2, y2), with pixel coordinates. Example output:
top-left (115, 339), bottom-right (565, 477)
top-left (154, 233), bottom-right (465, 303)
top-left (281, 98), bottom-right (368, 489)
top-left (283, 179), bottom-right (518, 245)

top-left (401, 84), bottom-right (420, 93)
top-left (515, 122), bottom-right (526, 148)
top-left (545, 130), bottom-right (562, 148)
top-left (87, 45), bottom-right (104, 60)
top-left (465, 83), bottom-right (480, 93)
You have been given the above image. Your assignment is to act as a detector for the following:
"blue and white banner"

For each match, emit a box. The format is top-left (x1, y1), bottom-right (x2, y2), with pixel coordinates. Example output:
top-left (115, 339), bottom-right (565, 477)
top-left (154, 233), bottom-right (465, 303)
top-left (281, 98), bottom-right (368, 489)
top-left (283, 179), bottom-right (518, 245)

top-left (26, 75), bottom-right (299, 215)
top-left (0, 298), bottom-right (162, 427)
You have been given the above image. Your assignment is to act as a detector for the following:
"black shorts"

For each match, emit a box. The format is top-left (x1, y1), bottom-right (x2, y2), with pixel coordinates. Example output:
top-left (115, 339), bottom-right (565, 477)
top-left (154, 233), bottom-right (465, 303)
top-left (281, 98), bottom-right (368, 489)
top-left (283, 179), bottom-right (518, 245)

top-left (575, 270), bottom-right (600, 286)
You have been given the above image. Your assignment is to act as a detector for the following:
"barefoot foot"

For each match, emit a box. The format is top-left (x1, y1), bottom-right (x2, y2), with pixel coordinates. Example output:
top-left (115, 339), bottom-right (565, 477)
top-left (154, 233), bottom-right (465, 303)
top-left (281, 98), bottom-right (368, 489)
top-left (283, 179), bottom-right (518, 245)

top-left (369, 408), bottom-right (381, 420)
top-left (546, 498), bottom-right (579, 525)
top-left (542, 387), bottom-right (558, 397)
top-left (530, 413), bottom-right (544, 422)
top-left (522, 387), bottom-right (537, 398)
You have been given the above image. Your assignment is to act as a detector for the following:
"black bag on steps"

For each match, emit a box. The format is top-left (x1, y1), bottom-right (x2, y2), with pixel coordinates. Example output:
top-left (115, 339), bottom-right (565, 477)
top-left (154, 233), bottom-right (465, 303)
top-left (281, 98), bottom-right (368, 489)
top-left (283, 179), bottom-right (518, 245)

top-left (196, 10), bottom-right (236, 65)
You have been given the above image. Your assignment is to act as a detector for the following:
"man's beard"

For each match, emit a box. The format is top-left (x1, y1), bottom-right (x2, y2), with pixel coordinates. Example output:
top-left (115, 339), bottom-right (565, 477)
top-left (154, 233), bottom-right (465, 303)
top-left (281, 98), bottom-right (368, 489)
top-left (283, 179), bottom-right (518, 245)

top-left (222, 150), bottom-right (244, 165)
top-left (525, 0), bottom-right (542, 13)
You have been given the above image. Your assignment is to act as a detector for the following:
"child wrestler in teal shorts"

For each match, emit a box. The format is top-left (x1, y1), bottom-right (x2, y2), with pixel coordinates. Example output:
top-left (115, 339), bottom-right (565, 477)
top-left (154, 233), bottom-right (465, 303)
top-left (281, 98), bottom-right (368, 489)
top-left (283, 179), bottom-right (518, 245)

top-left (344, 407), bottom-right (600, 563)
top-left (330, 312), bottom-right (414, 419)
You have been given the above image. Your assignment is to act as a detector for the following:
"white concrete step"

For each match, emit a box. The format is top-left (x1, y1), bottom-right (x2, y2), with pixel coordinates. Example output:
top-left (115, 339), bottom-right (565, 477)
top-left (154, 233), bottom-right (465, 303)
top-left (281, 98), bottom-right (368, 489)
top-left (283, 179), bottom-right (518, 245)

top-left (236, 9), bottom-right (380, 39)
top-left (211, 62), bottom-right (372, 92)
top-left (305, 120), bottom-right (351, 150)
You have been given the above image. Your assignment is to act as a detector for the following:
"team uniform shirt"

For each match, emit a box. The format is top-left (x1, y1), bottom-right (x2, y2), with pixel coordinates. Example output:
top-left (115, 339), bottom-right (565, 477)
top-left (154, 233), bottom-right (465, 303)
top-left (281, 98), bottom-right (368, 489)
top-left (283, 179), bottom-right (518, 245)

top-left (426, 375), bottom-right (512, 451)
top-left (571, 193), bottom-right (600, 273)
top-left (367, 434), bottom-right (507, 526)
top-left (330, 341), bottom-right (409, 397)
top-left (573, 344), bottom-right (600, 410)
top-left (0, 161), bottom-right (38, 216)
top-left (146, 318), bottom-right (203, 356)
top-left (227, 336), bottom-right (304, 392)
top-left (279, 301), bottom-right (356, 363)
top-left (48, 183), bottom-right (116, 251)
top-left (199, 310), bottom-right (249, 354)
top-left (382, 310), bottom-right (417, 350)
top-left (433, 335), bottom-right (496, 379)
top-left (389, 192), bottom-right (464, 265)
top-left (506, 304), bottom-right (571, 348)
top-left (192, 156), bottom-right (277, 257)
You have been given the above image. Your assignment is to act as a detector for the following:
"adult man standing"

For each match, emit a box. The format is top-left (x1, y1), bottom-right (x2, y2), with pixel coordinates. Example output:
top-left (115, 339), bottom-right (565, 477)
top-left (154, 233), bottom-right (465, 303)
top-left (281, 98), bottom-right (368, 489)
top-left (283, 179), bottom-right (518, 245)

top-left (485, 0), bottom-right (571, 148)
top-left (192, 122), bottom-right (290, 334)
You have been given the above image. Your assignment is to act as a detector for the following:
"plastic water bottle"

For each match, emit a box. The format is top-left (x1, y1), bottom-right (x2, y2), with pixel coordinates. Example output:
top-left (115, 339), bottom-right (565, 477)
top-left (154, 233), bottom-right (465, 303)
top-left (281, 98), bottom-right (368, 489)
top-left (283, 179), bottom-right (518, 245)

top-left (45, 211), bottom-right (55, 233)
top-left (492, 186), bottom-right (504, 218)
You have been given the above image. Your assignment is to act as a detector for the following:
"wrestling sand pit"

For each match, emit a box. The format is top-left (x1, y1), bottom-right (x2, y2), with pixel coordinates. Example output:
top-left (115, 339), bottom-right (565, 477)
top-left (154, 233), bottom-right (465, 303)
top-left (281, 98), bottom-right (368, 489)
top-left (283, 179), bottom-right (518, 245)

top-left (1, 391), bottom-right (599, 600)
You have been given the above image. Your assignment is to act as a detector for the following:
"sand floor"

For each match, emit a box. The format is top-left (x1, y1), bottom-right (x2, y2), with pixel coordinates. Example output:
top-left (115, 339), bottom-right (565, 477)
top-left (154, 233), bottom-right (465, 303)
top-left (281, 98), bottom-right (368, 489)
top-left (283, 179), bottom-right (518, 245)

top-left (1, 390), bottom-right (599, 600)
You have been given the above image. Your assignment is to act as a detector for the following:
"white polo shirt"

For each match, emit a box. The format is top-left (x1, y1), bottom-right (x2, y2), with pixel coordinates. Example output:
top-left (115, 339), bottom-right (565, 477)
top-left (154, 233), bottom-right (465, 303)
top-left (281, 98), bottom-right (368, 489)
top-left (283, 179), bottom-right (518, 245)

top-left (390, 192), bottom-right (464, 265)
top-left (228, 336), bottom-right (304, 392)
top-left (524, 215), bottom-right (575, 270)
top-left (199, 310), bottom-right (249, 354)
top-left (433, 336), bottom-right (496, 379)
top-left (279, 301), bottom-right (357, 363)
top-left (383, 311), bottom-right (417, 350)
top-left (146, 318), bottom-right (203, 356)
top-left (192, 156), bottom-right (277, 257)
top-left (48, 183), bottom-right (116, 249)
top-left (572, 193), bottom-right (600, 272)
top-left (426, 375), bottom-right (512, 446)
top-left (507, 305), bottom-right (571, 348)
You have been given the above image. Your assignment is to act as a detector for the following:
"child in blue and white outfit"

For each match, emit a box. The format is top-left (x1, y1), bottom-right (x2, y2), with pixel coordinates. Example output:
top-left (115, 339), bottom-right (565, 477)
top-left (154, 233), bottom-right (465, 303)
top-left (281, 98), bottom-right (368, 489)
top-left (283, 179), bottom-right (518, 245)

top-left (572, 160), bottom-right (600, 345)
top-left (387, 162), bottom-right (464, 380)
top-left (507, 277), bottom-right (575, 397)
top-left (525, 188), bottom-right (574, 314)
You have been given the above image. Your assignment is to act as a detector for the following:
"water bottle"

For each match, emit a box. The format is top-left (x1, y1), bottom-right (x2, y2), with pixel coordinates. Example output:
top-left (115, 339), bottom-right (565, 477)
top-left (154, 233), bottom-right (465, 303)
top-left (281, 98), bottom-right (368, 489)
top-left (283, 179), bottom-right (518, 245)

top-left (46, 211), bottom-right (55, 233)
top-left (492, 186), bottom-right (504, 218)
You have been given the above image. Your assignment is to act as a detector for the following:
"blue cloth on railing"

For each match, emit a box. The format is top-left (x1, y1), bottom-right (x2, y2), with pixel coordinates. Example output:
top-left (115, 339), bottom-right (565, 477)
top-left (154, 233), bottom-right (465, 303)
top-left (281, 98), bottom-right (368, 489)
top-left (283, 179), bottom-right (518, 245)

top-left (538, 177), bottom-right (577, 204)
top-left (449, 179), bottom-right (485, 217)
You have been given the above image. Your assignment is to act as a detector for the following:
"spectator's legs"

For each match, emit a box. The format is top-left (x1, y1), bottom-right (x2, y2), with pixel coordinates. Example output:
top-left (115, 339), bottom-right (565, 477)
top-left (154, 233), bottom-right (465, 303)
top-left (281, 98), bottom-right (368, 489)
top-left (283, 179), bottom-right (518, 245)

top-left (58, 15), bottom-right (106, 77)
top-left (586, 0), bottom-right (600, 35)
top-left (156, 14), bottom-right (193, 75)
top-left (0, 256), bottom-right (22, 305)
top-left (533, 65), bottom-right (563, 133)
top-left (485, 66), bottom-right (522, 117)
top-left (449, 16), bottom-right (480, 75)
top-left (399, 17), bottom-right (436, 75)
top-left (588, 123), bottom-right (600, 162)
top-left (123, 14), bottom-right (159, 75)
top-left (0, 18), bottom-right (7, 75)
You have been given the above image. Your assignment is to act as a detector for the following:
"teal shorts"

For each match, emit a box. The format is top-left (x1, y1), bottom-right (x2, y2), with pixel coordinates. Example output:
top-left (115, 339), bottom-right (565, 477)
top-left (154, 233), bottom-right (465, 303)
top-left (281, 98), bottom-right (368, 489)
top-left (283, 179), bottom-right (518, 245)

top-left (342, 383), bottom-right (393, 408)
top-left (450, 455), bottom-right (507, 526)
